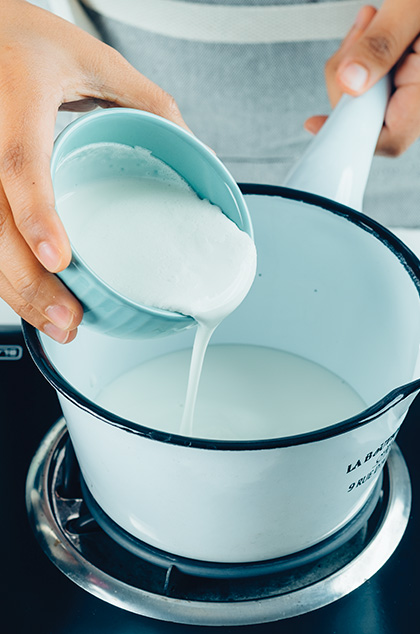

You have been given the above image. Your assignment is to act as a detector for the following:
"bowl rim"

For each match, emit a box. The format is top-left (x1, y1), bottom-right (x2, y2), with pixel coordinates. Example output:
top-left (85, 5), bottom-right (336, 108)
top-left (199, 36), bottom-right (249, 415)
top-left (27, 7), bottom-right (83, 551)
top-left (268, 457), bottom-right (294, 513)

top-left (51, 107), bottom-right (253, 323)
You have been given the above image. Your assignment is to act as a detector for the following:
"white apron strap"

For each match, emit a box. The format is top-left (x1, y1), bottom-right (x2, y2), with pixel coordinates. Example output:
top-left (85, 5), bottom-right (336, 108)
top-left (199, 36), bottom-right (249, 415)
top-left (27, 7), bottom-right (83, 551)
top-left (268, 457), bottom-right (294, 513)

top-left (75, 0), bottom-right (383, 43)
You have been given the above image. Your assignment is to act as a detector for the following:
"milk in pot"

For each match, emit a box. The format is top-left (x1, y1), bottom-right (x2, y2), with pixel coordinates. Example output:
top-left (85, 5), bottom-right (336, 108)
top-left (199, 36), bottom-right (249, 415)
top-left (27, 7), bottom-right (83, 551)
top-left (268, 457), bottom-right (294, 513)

top-left (57, 143), bottom-right (257, 435)
top-left (57, 143), bottom-right (365, 440)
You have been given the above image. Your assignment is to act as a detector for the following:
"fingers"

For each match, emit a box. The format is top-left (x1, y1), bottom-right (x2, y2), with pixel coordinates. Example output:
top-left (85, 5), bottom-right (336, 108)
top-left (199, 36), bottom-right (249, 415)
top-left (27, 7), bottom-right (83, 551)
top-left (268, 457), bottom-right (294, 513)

top-left (304, 9), bottom-right (376, 137)
top-left (0, 93), bottom-right (72, 273)
top-left (77, 44), bottom-right (193, 134)
top-left (308, 4), bottom-right (420, 157)
top-left (0, 60), bottom-right (82, 341)
top-left (338, 4), bottom-right (378, 55)
top-left (333, 1), bottom-right (420, 96)
top-left (0, 183), bottom-right (82, 342)
top-left (0, 270), bottom-right (79, 344)
top-left (325, 5), bottom-right (378, 105)
top-left (304, 115), bottom-right (328, 135)
top-left (375, 34), bottom-right (420, 156)
top-left (0, 0), bottom-right (191, 344)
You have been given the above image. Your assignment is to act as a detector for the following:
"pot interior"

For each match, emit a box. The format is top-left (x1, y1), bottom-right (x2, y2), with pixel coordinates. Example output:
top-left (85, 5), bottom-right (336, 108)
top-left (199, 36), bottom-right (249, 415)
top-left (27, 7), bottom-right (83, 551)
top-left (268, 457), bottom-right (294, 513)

top-left (38, 188), bottom-right (420, 440)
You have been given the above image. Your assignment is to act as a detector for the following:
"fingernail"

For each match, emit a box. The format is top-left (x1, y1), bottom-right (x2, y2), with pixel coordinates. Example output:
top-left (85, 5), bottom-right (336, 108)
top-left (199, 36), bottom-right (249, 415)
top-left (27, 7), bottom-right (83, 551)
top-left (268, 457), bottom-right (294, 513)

top-left (43, 322), bottom-right (71, 344)
top-left (304, 120), bottom-right (316, 134)
top-left (339, 62), bottom-right (369, 92)
top-left (46, 305), bottom-right (75, 330)
top-left (37, 241), bottom-right (62, 271)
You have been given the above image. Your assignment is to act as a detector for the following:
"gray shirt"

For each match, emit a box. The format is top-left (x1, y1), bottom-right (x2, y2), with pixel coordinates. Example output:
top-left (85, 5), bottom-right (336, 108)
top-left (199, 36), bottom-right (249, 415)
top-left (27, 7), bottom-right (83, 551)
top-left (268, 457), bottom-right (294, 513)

top-left (44, 1), bottom-right (420, 227)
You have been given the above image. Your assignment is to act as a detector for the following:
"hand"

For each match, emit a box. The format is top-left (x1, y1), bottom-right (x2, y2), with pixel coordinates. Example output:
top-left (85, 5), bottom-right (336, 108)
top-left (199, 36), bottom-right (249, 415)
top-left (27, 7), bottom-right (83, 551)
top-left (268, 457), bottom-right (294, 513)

top-left (305, 1), bottom-right (420, 157)
top-left (0, 0), bottom-right (190, 342)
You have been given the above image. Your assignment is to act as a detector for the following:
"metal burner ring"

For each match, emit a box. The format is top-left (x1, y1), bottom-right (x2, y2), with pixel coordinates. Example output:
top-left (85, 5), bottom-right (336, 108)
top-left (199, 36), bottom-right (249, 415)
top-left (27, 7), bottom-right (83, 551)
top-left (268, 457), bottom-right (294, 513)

top-left (26, 419), bottom-right (412, 626)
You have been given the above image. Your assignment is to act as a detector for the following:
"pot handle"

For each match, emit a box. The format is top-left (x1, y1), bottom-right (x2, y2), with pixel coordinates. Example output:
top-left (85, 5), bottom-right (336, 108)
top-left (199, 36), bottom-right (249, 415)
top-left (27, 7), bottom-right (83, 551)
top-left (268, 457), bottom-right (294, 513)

top-left (284, 76), bottom-right (390, 210)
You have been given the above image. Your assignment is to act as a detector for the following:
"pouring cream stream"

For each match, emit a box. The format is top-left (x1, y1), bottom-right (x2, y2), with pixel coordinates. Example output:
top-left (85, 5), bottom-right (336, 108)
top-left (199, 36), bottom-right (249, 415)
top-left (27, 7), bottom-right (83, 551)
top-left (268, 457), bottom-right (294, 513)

top-left (56, 143), bottom-right (257, 436)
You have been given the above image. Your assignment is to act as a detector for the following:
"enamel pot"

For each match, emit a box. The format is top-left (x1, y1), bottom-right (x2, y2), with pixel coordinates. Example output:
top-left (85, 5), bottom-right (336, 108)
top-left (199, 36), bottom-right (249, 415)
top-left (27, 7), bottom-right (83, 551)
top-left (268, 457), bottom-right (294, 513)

top-left (23, 78), bottom-right (420, 565)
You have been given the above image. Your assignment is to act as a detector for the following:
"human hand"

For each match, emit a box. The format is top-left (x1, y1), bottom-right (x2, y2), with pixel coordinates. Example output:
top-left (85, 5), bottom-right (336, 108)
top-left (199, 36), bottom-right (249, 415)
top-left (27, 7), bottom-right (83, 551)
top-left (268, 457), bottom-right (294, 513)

top-left (0, 0), bottom-right (190, 342)
top-left (305, 1), bottom-right (420, 157)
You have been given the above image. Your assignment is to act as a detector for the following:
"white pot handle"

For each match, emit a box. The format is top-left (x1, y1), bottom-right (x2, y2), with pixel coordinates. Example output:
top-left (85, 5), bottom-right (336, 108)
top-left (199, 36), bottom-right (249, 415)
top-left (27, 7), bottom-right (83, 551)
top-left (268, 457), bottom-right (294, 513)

top-left (284, 76), bottom-right (390, 210)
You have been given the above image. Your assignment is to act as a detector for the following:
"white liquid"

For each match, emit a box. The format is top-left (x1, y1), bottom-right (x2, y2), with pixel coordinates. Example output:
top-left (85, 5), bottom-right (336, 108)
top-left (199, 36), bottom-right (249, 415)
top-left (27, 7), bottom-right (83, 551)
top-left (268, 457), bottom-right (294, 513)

top-left (96, 345), bottom-right (366, 440)
top-left (57, 144), bottom-right (257, 434)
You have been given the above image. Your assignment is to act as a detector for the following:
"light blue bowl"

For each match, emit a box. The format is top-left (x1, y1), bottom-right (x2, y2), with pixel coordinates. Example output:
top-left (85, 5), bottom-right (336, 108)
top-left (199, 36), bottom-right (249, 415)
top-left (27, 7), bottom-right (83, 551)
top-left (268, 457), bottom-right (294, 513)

top-left (51, 108), bottom-right (253, 339)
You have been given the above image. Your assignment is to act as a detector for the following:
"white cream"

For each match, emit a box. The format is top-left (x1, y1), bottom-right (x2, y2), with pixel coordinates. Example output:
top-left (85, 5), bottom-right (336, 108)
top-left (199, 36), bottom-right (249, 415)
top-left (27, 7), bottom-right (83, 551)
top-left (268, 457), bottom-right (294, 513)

top-left (56, 143), bottom-right (257, 435)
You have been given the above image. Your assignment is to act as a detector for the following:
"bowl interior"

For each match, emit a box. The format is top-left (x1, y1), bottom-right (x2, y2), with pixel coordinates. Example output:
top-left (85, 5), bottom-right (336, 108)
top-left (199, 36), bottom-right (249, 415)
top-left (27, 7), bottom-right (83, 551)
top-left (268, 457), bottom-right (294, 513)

top-left (52, 108), bottom-right (252, 236)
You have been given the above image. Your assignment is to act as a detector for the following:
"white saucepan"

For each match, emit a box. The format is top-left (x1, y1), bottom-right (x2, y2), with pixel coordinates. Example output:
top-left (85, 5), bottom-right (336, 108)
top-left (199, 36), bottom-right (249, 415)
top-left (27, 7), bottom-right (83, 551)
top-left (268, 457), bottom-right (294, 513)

top-left (24, 78), bottom-right (420, 564)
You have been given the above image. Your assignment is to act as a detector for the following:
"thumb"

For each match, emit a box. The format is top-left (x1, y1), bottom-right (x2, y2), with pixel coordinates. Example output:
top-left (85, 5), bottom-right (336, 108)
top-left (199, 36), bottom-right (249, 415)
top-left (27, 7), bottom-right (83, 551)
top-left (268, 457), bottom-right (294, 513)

top-left (336, 0), bottom-right (420, 95)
